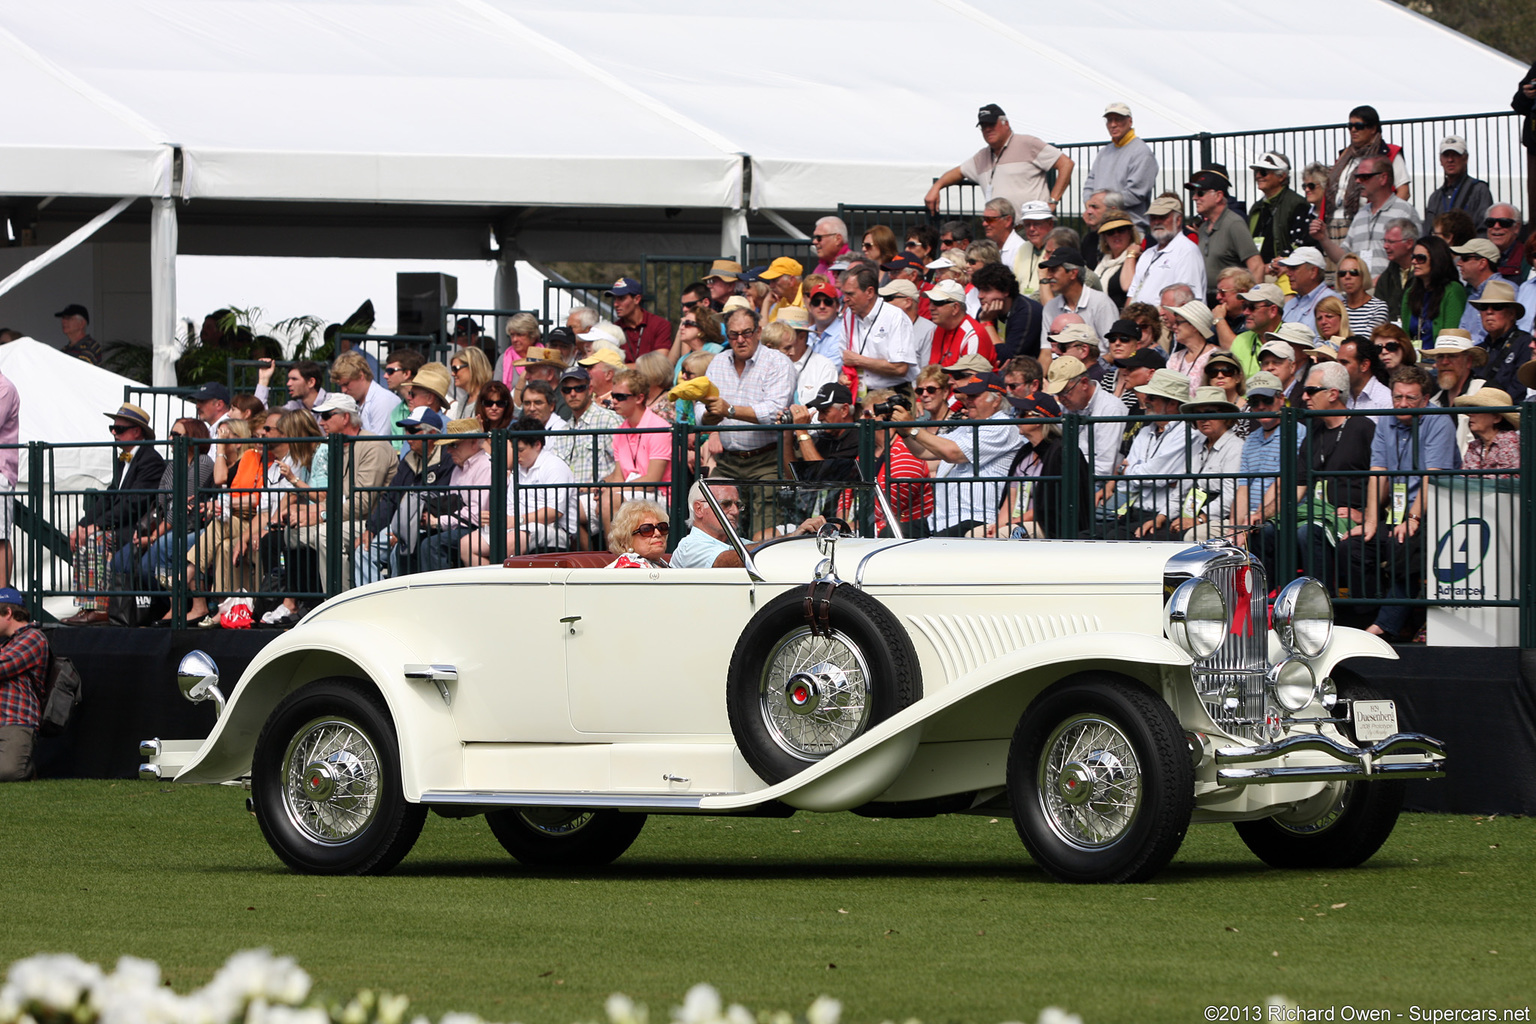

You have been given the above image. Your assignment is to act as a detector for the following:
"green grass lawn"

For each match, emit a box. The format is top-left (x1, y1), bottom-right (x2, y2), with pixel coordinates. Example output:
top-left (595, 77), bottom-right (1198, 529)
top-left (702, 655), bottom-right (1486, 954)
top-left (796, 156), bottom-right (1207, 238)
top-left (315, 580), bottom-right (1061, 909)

top-left (0, 781), bottom-right (1529, 1024)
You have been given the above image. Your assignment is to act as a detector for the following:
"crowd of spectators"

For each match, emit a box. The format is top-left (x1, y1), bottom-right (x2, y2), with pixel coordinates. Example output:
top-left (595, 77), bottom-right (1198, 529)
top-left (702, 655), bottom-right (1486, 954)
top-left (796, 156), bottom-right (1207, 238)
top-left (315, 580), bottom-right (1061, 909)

top-left (7, 95), bottom-right (1536, 649)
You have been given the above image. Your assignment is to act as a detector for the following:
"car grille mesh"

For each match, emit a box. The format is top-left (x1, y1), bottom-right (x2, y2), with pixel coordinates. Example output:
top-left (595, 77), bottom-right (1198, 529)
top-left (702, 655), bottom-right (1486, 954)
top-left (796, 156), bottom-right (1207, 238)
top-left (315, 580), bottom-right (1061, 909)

top-left (1193, 558), bottom-right (1269, 738)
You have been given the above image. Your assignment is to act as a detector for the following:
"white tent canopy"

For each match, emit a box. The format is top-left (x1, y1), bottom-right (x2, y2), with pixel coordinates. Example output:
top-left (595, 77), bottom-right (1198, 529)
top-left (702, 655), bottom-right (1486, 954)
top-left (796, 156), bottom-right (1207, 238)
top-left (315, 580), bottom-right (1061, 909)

top-left (0, 0), bottom-right (1524, 211)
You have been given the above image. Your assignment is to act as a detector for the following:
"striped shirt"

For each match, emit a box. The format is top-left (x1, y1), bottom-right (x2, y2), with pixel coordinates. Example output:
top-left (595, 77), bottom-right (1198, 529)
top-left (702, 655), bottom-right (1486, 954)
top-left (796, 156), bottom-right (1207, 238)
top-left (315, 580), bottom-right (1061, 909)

top-left (878, 436), bottom-right (933, 530)
top-left (706, 346), bottom-right (797, 451)
top-left (1345, 297), bottom-right (1391, 339)
top-left (551, 404), bottom-right (622, 483)
top-left (1238, 423), bottom-right (1308, 514)
top-left (0, 625), bottom-right (49, 730)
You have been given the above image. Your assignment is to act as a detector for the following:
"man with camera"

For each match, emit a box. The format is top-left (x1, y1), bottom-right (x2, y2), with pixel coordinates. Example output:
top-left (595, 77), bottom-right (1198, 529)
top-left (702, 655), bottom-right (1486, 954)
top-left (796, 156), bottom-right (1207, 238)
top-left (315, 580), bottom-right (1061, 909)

top-left (787, 382), bottom-right (863, 482)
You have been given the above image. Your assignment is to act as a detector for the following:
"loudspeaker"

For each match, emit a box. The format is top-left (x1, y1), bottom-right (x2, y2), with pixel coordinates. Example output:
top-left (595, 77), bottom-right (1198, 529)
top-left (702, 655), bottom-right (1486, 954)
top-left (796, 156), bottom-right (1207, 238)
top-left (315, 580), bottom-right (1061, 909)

top-left (396, 272), bottom-right (458, 340)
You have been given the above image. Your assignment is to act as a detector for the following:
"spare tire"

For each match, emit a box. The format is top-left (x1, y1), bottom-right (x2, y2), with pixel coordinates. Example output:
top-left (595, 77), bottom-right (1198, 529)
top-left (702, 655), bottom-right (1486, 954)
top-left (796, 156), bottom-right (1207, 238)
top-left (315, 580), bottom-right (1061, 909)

top-left (726, 585), bottom-right (921, 785)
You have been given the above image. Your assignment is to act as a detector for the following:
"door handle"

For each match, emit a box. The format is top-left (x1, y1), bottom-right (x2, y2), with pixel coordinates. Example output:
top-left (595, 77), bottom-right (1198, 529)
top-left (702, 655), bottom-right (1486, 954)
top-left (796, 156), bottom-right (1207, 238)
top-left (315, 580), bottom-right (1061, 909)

top-left (559, 615), bottom-right (581, 635)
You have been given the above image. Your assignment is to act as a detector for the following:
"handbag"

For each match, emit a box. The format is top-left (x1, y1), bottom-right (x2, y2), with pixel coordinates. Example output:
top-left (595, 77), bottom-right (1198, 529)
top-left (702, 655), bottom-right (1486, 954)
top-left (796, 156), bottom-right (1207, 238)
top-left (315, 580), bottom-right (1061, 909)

top-left (106, 572), bottom-right (170, 627)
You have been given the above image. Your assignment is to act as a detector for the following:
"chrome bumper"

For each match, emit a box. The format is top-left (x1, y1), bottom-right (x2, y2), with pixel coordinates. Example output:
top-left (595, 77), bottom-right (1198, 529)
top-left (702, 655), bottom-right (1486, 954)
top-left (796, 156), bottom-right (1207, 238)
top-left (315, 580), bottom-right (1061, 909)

top-left (1214, 731), bottom-right (1446, 784)
top-left (137, 737), bottom-right (207, 782)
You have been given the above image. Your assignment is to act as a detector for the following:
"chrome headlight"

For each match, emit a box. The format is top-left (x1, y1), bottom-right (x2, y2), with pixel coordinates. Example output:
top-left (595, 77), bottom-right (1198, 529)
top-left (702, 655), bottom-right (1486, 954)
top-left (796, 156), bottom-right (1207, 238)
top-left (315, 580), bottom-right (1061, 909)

top-left (1165, 578), bottom-right (1228, 659)
top-left (1273, 578), bottom-right (1333, 658)
top-left (1267, 657), bottom-right (1317, 712)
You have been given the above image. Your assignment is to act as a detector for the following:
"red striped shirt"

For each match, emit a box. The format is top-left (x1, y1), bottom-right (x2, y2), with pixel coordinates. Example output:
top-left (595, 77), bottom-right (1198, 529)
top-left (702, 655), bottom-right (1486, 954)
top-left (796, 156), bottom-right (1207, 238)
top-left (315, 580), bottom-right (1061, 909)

top-left (0, 625), bottom-right (49, 730)
top-left (929, 316), bottom-right (997, 368)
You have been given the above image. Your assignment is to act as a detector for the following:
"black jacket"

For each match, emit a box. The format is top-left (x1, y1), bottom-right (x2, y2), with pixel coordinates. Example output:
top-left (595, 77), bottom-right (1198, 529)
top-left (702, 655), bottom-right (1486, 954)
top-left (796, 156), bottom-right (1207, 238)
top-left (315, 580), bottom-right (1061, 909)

top-left (1513, 62), bottom-right (1536, 151)
top-left (365, 446), bottom-right (455, 536)
top-left (82, 444), bottom-right (167, 543)
top-left (1008, 435), bottom-right (1093, 539)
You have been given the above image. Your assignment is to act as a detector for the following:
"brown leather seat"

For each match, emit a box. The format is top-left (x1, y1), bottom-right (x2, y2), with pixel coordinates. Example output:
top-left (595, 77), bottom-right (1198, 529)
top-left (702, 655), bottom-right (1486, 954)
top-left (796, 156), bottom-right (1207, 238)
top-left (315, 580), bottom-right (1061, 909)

top-left (501, 552), bottom-right (671, 569)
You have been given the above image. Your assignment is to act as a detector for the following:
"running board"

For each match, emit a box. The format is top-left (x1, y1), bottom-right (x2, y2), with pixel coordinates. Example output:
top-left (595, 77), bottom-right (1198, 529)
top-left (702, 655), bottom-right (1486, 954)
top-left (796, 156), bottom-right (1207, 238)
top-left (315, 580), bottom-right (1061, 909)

top-left (420, 789), bottom-right (747, 811)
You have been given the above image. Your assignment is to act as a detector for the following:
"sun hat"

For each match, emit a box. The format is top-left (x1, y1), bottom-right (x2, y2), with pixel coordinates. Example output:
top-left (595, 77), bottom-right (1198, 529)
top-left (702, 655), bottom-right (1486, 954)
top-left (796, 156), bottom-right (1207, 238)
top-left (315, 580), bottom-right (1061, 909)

top-left (311, 393), bottom-right (359, 416)
top-left (1250, 151), bottom-right (1292, 174)
top-left (774, 306), bottom-right (812, 330)
top-left (1097, 215), bottom-right (1134, 234)
top-left (1202, 351), bottom-right (1244, 377)
top-left (407, 363), bottom-right (452, 403)
top-left (1308, 338), bottom-right (1341, 362)
top-left (703, 259), bottom-right (742, 282)
top-left (1264, 323), bottom-right (1318, 351)
top-left (1164, 300), bottom-right (1215, 340)
top-left (1468, 279), bottom-right (1525, 317)
top-left (1133, 368), bottom-right (1193, 404)
top-left (1042, 356), bottom-right (1089, 395)
top-left (513, 345), bottom-right (567, 370)
top-left (1453, 388), bottom-right (1519, 428)
top-left (1017, 200), bottom-right (1054, 222)
top-left (1181, 385), bottom-right (1240, 414)
top-left (941, 354), bottom-right (994, 376)
top-left (445, 417), bottom-right (482, 435)
top-left (721, 296), bottom-right (753, 314)
top-left (578, 345), bottom-right (625, 368)
top-left (1421, 328), bottom-right (1487, 365)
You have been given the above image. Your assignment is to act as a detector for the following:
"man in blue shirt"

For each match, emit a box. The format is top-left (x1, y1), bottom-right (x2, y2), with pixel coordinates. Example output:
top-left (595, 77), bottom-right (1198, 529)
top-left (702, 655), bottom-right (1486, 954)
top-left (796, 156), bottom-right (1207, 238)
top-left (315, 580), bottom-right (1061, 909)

top-left (1340, 364), bottom-right (1460, 639)
top-left (1231, 372), bottom-right (1307, 534)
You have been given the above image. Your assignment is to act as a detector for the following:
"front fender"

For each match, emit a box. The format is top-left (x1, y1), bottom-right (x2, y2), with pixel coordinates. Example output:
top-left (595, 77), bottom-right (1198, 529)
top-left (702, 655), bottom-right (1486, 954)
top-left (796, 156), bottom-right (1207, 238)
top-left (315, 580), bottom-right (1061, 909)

top-left (703, 632), bottom-right (1194, 812)
top-left (176, 620), bottom-right (463, 800)
top-left (1269, 623), bottom-right (1397, 682)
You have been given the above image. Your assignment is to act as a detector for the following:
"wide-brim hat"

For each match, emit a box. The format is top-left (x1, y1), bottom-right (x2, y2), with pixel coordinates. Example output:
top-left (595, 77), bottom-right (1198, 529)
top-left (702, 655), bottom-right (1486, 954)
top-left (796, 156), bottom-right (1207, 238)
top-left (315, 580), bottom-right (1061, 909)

top-left (1454, 388), bottom-right (1520, 428)
top-left (1164, 300), bottom-right (1215, 340)
top-left (1421, 329), bottom-right (1487, 365)
top-left (1518, 360), bottom-right (1536, 392)
top-left (1133, 368), bottom-right (1192, 404)
top-left (104, 403), bottom-right (151, 430)
top-left (1202, 352), bottom-right (1244, 377)
top-left (1181, 385), bottom-right (1240, 414)
top-left (942, 354), bottom-right (993, 376)
top-left (445, 417), bottom-right (483, 436)
top-left (1309, 338), bottom-right (1341, 362)
top-left (513, 345), bottom-right (568, 370)
top-left (703, 259), bottom-right (742, 282)
top-left (1264, 322), bottom-right (1318, 351)
top-left (1468, 279), bottom-right (1526, 318)
top-left (1097, 216), bottom-right (1134, 234)
top-left (409, 363), bottom-right (452, 403)
top-left (775, 306), bottom-right (812, 330)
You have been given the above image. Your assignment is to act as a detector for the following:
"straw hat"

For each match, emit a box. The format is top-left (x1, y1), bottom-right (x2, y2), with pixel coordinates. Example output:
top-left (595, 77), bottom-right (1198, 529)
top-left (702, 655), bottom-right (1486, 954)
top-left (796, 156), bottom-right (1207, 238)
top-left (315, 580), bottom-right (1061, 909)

top-left (104, 403), bottom-right (152, 430)
top-left (774, 305), bottom-right (811, 330)
top-left (721, 296), bottom-right (754, 314)
top-left (1453, 387), bottom-right (1520, 429)
top-left (513, 345), bottom-right (568, 370)
top-left (1308, 338), bottom-right (1341, 362)
top-left (1134, 368), bottom-right (1193, 404)
top-left (445, 417), bottom-right (482, 435)
top-left (1421, 329), bottom-right (1487, 366)
top-left (408, 363), bottom-right (451, 404)
top-left (1181, 385), bottom-right (1240, 414)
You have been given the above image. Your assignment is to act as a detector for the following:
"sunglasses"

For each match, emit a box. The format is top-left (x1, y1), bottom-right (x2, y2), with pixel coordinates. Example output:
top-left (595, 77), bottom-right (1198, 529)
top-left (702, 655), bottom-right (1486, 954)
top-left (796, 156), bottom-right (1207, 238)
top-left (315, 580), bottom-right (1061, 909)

top-left (609, 392), bottom-right (636, 402)
top-left (383, 365), bottom-right (405, 375)
top-left (1303, 385), bottom-right (1331, 396)
top-left (1337, 268), bottom-right (1362, 277)
top-left (1411, 253), bottom-right (1429, 263)
top-left (862, 242), bottom-right (878, 250)
top-left (980, 214), bottom-right (1007, 223)
top-left (108, 424), bottom-right (137, 435)
top-left (1302, 182), bottom-right (1320, 190)
top-left (1485, 217), bottom-right (1517, 229)
top-left (914, 385), bottom-right (943, 395)
top-left (1192, 188), bottom-right (1214, 198)
top-left (451, 363), bottom-right (467, 372)
top-left (1348, 121), bottom-right (1371, 130)
top-left (1207, 366), bottom-right (1239, 377)
top-left (727, 329), bottom-right (755, 340)
top-left (560, 383), bottom-right (589, 394)
top-left (681, 300), bottom-right (699, 310)
top-left (811, 234), bottom-right (833, 242)
top-left (1381, 342), bottom-right (1402, 353)
top-left (481, 398), bottom-right (509, 408)
top-left (680, 319), bottom-right (697, 328)
top-left (1353, 170), bottom-right (1384, 181)
top-left (716, 498), bottom-right (744, 509)
top-left (633, 522), bottom-right (670, 538)
top-left (809, 296), bottom-right (836, 307)
top-left (170, 430), bottom-right (186, 437)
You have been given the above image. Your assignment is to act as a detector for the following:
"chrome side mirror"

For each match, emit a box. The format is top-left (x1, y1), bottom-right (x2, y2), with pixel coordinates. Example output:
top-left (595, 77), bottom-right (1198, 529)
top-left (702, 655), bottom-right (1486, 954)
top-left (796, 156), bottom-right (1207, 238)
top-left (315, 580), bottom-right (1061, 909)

top-left (177, 650), bottom-right (226, 718)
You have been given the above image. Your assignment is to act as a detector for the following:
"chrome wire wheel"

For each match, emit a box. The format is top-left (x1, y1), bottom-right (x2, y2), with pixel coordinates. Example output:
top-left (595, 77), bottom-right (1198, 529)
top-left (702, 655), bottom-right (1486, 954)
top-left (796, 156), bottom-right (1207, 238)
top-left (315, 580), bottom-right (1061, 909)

top-left (516, 809), bottom-right (596, 835)
top-left (1037, 714), bottom-right (1143, 850)
top-left (759, 626), bottom-right (872, 761)
top-left (1268, 782), bottom-right (1352, 836)
top-left (281, 716), bottom-right (382, 844)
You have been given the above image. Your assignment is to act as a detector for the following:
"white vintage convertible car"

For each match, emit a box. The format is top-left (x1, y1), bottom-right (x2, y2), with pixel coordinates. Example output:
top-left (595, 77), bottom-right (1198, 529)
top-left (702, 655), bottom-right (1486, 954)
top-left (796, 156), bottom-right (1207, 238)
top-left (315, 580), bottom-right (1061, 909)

top-left (141, 488), bottom-right (1446, 883)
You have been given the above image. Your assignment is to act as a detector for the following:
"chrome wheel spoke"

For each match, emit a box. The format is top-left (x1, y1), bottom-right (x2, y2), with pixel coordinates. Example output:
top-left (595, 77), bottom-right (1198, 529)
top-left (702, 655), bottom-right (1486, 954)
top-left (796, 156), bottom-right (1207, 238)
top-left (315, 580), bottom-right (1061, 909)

top-left (759, 627), bottom-right (872, 760)
top-left (1037, 715), bottom-right (1143, 850)
top-left (281, 716), bottom-right (382, 845)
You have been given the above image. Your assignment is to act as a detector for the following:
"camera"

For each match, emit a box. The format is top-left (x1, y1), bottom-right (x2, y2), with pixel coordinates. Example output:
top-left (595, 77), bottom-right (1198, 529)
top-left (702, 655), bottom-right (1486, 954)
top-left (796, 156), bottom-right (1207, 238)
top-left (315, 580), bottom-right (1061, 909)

top-left (871, 394), bottom-right (913, 421)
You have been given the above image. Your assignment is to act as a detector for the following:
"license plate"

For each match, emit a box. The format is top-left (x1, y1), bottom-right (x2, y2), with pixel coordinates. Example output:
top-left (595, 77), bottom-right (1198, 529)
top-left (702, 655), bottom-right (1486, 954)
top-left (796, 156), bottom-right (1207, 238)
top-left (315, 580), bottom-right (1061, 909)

top-left (1351, 699), bottom-right (1398, 742)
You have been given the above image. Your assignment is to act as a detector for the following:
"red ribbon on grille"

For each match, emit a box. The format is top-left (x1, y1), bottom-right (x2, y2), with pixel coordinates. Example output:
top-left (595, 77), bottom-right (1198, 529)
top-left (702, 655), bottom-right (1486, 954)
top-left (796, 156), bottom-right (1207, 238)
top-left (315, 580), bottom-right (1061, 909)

top-left (1230, 565), bottom-right (1254, 637)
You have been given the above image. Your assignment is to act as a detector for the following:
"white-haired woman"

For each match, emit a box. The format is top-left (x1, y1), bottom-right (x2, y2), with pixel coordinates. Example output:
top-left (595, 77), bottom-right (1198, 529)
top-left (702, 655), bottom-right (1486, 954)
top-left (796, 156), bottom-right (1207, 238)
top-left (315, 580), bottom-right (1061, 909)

top-left (607, 498), bottom-right (670, 568)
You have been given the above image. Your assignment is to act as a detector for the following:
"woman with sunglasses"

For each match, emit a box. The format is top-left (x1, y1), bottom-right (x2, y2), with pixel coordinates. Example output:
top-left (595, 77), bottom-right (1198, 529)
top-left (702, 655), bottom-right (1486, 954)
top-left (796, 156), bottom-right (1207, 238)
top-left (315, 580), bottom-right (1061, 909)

top-left (254, 410), bottom-right (320, 627)
top-left (1200, 352), bottom-right (1251, 438)
top-left (447, 346), bottom-right (492, 421)
top-left (1325, 107), bottom-right (1408, 234)
top-left (606, 498), bottom-right (671, 569)
top-left (912, 366), bottom-right (955, 427)
top-left (1403, 235), bottom-right (1466, 349)
top-left (1093, 211), bottom-right (1141, 309)
top-left (1334, 251), bottom-right (1390, 338)
top-left (1370, 322), bottom-right (1413, 371)
top-left (666, 305), bottom-right (723, 377)
top-left (861, 225), bottom-right (899, 267)
top-left (598, 369), bottom-right (673, 537)
top-left (476, 381), bottom-right (515, 433)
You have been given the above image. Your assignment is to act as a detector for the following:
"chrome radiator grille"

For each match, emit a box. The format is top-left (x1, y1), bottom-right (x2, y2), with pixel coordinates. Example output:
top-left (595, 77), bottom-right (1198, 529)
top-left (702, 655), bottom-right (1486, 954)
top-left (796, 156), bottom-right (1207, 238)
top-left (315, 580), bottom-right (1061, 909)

top-left (1193, 557), bottom-right (1269, 738)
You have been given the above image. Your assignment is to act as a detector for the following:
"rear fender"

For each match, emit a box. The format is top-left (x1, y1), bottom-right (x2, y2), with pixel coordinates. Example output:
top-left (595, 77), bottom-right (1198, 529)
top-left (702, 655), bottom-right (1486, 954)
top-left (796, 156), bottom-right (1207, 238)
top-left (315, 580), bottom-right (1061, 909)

top-left (176, 621), bottom-right (461, 799)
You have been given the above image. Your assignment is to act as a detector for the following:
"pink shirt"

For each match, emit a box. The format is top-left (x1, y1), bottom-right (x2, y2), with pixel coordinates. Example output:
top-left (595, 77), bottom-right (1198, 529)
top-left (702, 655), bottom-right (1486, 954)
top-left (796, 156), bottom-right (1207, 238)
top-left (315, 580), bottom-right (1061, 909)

top-left (613, 409), bottom-right (672, 483)
top-left (0, 371), bottom-right (17, 484)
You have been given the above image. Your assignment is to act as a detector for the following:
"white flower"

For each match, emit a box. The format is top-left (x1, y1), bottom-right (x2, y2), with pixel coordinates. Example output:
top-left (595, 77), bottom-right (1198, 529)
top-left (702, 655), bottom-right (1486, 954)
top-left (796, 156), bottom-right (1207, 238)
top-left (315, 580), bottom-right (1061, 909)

top-left (1037, 1009), bottom-right (1083, 1024)
top-left (722, 1005), bottom-right (752, 1024)
top-left (378, 993), bottom-right (411, 1024)
top-left (805, 996), bottom-right (841, 1024)
top-left (7, 953), bottom-right (103, 1011)
top-left (674, 985), bottom-right (721, 1024)
top-left (438, 1012), bottom-right (484, 1024)
top-left (605, 994), bottom-right (647, 1024)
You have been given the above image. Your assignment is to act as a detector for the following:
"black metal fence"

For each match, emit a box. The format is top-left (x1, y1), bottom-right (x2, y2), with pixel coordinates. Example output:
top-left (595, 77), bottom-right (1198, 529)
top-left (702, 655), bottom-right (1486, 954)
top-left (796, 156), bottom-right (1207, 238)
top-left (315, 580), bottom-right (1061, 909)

top-left (10, 404), bottom-right (1531, 644)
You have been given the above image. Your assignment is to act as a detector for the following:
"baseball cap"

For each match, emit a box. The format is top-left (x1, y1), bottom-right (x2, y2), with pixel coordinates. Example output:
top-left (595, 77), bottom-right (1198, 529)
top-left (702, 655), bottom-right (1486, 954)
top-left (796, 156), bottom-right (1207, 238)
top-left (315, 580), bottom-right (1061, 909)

top-left (1113, 348), bottom-right (1166, 371)
top-left (190, 382), bottom-right (231, 404)
top-left (1104, 102), bottom-right (1132, 118)
top-left (1451, 239), bottom-right (1500, 263)
top-left (1439, 134), bottom-right (1468, 156)
top-left (1250, 151), bottom-right (1292, 174)
top-left (942, 354), bottom-right (994, 377)
top-left (977, 103), bottom-right (1006, 125)
top-left (577, 322), bottom-right (626, 348)
top-left (808, 282), bottom-right (839, 303)
top-left (1039, 246), bottom-right (1087, 269)
top-left (758, 257), bottom-right (803, 280)
top-left (1147, 195), bottom-right (1182, 217)
top-left (544, 326), bottom-right (578, 349)
top-left (0, 586), bottom-right (23, 607)
top-left (1245, 371), bottom-right (1286, 399)
top-left (1017, 201), bottom-right (1054, 221)
top-left (880, 254), bottom-right (926, 274)
top-left (399, 407), bottom-right (446, 434)
top-left (953, 372), bottom-right (1007, 396)
top-left (1277, 246), bottom-right (1325, 269)
top-left (806, 381), bottom-right (853, 409)
top-left (53, 303), bottom-right (89, 321)
top-left (312, 393), bottom-right (360, 416)
top-left (1239, 282), bottom-right (1287, 306)
top-left (1184, 168), bottom-right (1231, 193)
top-left (1042, 356), bottom-right (1088, 395)
top-left (1105, 318), bottom-right (1142, 342)
top-left (877, 280), bottom-right (920, 301)
top-left (1048, 323), bottom-right (1100, 350)
top-left (1257, 339), bottom-right (1297, 362)
top-left (1265, 323), bottom-right (1318, 350)
top-left (605, 277), bottom-right (643, 297)
top-left (452, 316), bottom-right (480, 336)
top-left (559, 365), bottom-right (592, 384)
top-left (924, 279), bottom-right (967, 305)
top-left (925, 255), bottom-right (961, 270)
top-left (1007, 392), bottom-right (1062, 416)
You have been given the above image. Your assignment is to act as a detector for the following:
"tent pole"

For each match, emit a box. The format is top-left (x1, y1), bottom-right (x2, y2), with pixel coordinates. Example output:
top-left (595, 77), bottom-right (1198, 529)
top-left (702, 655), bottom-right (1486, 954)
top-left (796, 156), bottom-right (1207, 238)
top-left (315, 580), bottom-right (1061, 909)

top-left (0, 196), bottom-right (134, 302)
top-left (721, 208), bottom-right (748, 263)
top-left (150, 197), bottom-right (178, 386)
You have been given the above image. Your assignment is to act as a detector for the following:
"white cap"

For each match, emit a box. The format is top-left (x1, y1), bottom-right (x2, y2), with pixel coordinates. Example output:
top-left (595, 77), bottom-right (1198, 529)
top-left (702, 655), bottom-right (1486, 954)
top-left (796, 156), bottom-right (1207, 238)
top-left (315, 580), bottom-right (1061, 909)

top-left (1104, 102), bottom-right (1132, 117)
top-left (877, 279), bottom-right (920, 301)
top-left (1017, 200), bottom-right (1054, 221)
top-left (1277, 246), bottom-right (1325, 269)
top-left (924, 280), bottom-right (967, 305)
top-left (577, 321), bottom-right (625, 348)
top-left (1439, 134), bottom-right (1468, 155)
